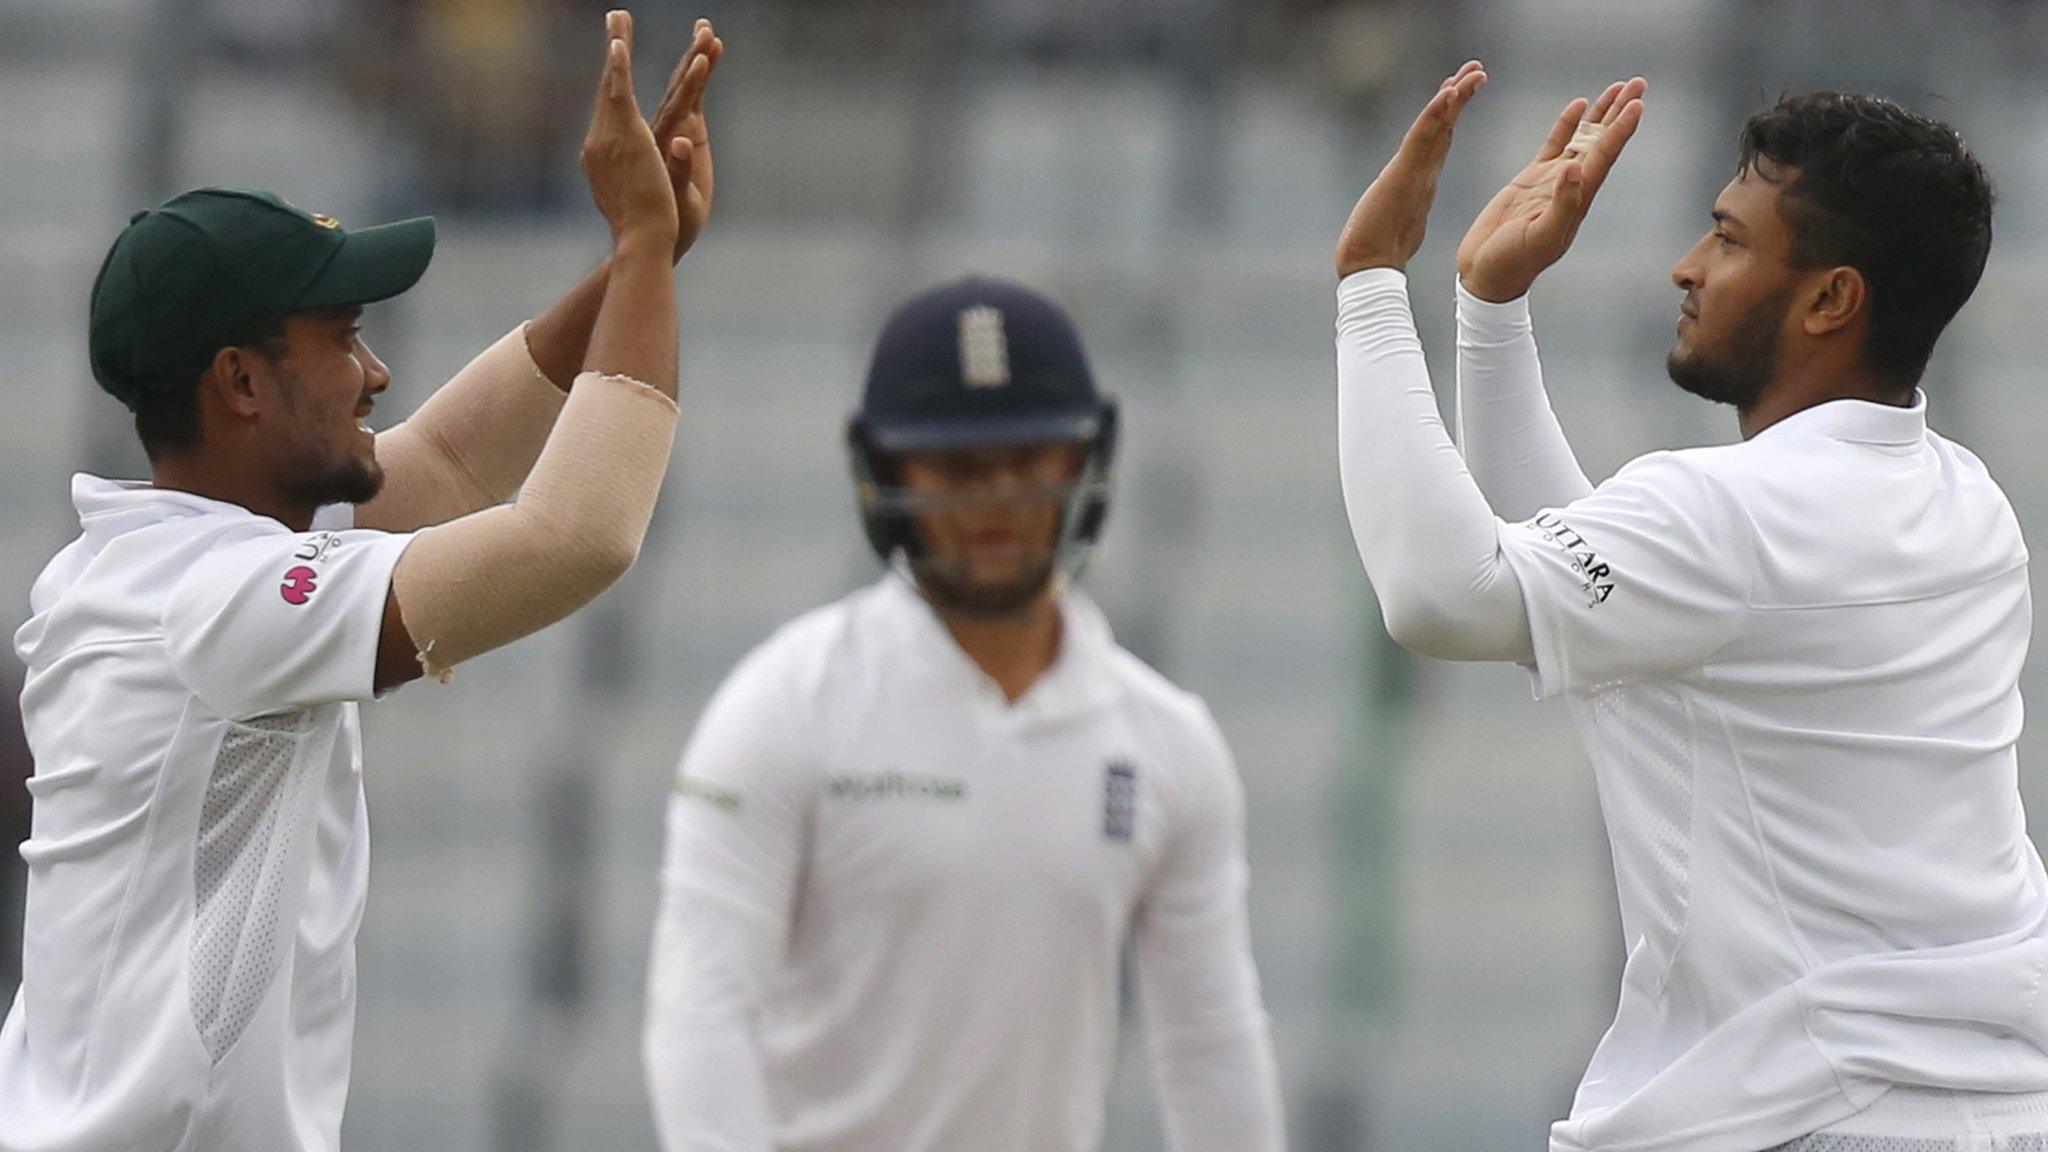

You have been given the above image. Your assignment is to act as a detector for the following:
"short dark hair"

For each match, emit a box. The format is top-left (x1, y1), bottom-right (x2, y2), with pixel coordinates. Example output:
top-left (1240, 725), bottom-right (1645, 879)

top-left (1738, 92), bottom-right (1994, 388)
top-left (134, 313), bottom-right (290, 461)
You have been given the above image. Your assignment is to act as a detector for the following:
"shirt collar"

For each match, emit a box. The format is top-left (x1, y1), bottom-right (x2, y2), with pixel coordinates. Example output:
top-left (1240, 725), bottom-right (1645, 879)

top-left (1752, 390), bottom-right (1928, 447)
top-left (69, 472), bottom-right (260, 541)
top-left (877, 567), bottom-right (1117, 722)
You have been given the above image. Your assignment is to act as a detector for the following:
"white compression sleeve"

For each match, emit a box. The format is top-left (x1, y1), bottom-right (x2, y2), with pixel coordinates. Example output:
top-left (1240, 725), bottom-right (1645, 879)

top-left (358, 325), bottom-right (568, 532)
top-left (1453, 279), bottom-right (1592, 519)
top-left (1336, 269), bottom-right (1534, 663)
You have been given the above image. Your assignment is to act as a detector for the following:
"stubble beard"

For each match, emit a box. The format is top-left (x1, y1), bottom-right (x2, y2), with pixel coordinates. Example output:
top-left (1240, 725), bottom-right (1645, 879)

top-left (914, 558), bottom-right (1059, 620)
top-left (280, 454), bottom-right (384, 509)
top-left (273, 361), bottom-right (386, 508)
top-left (1665, 286), bottom-right (1794, 411)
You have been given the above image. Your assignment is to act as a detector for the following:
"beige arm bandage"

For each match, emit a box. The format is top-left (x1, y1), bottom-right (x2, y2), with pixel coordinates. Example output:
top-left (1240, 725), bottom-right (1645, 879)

top-left (357, 326), bottom-right (569, 532)
top-left (390, 372), bottom-right (679, 680)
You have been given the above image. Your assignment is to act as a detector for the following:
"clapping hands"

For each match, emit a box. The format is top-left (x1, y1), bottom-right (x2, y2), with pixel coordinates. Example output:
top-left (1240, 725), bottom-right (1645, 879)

top-left (1456, 78), bottom-right (1647, 302)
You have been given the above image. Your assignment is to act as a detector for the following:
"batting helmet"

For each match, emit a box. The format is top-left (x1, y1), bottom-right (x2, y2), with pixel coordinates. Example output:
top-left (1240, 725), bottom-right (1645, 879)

top-left (847, 276), bottom-right (1118, 576)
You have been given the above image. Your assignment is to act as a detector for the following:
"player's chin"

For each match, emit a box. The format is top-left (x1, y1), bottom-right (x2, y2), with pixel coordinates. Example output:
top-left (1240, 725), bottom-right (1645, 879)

top-left (326, 453), bottom-right (386, 506)
top-left (918, 554), bottom-right (1058, 617)
top-left (1665, 343), bottom-right (1695, 382)
top-left (962, 547), bottom-right (1051, 587)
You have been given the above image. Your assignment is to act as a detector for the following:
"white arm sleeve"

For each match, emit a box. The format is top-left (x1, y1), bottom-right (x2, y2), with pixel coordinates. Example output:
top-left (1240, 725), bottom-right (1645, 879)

top-left (643, 647), bottom-right (813, 1152)
top-left (1335, 269), bottom-right (1535, 662)
top-left (1134, 705), bottom-right (1286, 1152)
top-left (1453, 280), bottom-right (1593, 518)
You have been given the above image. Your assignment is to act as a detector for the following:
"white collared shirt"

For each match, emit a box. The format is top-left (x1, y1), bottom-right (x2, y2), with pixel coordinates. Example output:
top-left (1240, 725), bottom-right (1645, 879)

top-left (1, 476), bottom-right (407, 1152)
top-left (1496, 394), bottom-right (2048, 1151)
top-left (642, 574), bottom-right (1285, 1152)
top-left (1338, 269), bottom-right (2048, 1152)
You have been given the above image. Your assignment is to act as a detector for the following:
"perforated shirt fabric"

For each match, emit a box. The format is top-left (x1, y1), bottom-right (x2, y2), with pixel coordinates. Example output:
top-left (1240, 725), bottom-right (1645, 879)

top-left (1768, 1087), bottom-right (2048, 1151)
top-left (1338, 271), bottom-right (2048, 1152)
top-left (0, 476), bottom-right (409, 1152)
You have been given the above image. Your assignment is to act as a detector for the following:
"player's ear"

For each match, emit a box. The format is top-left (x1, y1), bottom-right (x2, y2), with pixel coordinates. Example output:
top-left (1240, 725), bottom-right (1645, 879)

top-left (1802, 265), bottom-right (1867, 338)
top-left (206, 346), bottom-right (265, 420)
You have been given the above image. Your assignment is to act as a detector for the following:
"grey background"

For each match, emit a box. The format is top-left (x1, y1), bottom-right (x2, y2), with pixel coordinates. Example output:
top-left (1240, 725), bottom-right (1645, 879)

top-left (5, 1), bottom-right (2048, 1148)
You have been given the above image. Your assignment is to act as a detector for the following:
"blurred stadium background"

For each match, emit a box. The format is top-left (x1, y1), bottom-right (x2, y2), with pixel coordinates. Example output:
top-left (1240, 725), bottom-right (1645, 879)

top-left (6, 0), bottom-right (2048, 1148)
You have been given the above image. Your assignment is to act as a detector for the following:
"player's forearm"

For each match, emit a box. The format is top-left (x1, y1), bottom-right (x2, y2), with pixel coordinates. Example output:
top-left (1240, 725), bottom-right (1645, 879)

top-left (526, 258), bottom-right (611, 390)
top-left (585, 235), bottom-right (679, 398)
top-left (1135, 877), bottom-right (1286, 1152)
top-left (643, 851), bottom-right (783, 1152)
top-left (1453, 279), bottom-right (1593, 517)
top-left (1150, 1023), bottom-right (1287, 1152)
top-left (1336, 269), bottom-right (1534, 661)
top-left (643, 1010), bottom-right (776, 1152)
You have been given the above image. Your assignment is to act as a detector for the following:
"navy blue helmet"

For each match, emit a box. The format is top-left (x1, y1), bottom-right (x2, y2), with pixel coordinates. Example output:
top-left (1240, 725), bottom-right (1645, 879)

top-left (847, 276), bottom-right (1118, 572)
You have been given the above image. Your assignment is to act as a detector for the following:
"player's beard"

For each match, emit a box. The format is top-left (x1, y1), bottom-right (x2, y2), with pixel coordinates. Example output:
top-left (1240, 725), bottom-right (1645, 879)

top-left (1665, 283), bottom-right (1795, 411)
top-left (280, 452), bottom-right (383, 509)
top-left (273, 366), bottom-right (386, 508)
top-left (913, 555), bottom-right (1059, 619)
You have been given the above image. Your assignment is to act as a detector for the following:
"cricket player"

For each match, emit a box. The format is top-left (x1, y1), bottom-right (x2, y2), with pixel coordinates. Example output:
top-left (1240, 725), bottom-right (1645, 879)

top-left (1334, 64), bottom-right (2048, 1152)
top-left (641, 278), bottom-right (1287, 1152)
top-left (0, 12), bottom-right (721, 1150)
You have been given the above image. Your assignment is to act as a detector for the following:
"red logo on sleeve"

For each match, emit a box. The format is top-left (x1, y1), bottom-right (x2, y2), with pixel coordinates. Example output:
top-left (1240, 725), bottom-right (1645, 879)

top-left (281, 566), bottom-right (319, 605)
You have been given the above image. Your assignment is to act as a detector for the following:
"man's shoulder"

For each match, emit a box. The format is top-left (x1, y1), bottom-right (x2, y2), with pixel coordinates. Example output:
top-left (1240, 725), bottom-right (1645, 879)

top-left (1612, 442), bottom-right (1754, 486)
top-left (1099, 644), bottom-right (1202, 721)
top-left (720, 581), bottom-right (894, 708)
top-left (25, 511), bottom-right (281, 635)
top-left (1095, 643), bottom-right (1230, 766)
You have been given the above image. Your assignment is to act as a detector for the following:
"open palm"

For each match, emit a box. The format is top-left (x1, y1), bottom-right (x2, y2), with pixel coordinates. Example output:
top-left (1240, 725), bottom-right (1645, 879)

top-left (1456, 77), bottom-right (1647, 302)
top-left (651, 19), bottom-right (724, 262)
top-left (1335, 62), bottom-right (1489, 278)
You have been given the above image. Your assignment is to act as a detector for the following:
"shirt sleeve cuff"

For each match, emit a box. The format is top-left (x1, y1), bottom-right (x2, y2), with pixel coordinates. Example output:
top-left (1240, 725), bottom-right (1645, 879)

top-left (1338, 266), bottom-right (1410, 308)
top-left (1334, 267), bottom-right (1422, 356)
top-left (1455, 277), bottom-right (1534, 343)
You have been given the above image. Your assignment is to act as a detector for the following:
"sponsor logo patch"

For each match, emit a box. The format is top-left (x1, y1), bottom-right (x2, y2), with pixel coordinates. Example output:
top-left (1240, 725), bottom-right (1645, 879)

top-left (1104, 760), bottom-right (1136, 842)
top-left (280, 566), bottom-right (318, 606)
top-left (294, 532), bottom-right (339, 563)
top-left (957, 305), bottom-right (1010, 388)
top-left (675, 775), bottom-right (743, 812)
top-left (1527, 511), bottom-right (1615, 607)
top-left (826, 770), bottom-right (967, 802)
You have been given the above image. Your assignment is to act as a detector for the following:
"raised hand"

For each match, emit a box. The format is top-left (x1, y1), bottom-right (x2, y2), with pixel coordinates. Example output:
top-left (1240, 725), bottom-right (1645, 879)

top-left (1456, 77), bottom-right (1647, 303)
top-left (581, 10), bottom-right (679, 253)
top-left (1336, 62), bottom-right (1489, 278)
top-left (650, 18), bottom-right (724, 262)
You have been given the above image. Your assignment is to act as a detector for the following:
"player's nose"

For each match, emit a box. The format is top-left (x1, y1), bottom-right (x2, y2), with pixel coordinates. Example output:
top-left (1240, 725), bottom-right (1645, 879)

top-left (1671, 236), bottom-right (1707, 291)
top-left (357, 337), bottom-right (392, 396)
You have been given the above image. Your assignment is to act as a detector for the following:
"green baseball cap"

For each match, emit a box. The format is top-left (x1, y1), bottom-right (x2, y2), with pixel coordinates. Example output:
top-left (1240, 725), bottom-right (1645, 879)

top-left (88, 188), bottom-right (436, 411)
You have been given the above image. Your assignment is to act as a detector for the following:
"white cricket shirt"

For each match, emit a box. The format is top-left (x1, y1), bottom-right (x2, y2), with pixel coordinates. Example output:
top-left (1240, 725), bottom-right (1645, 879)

top-left (1336, 269), bottom-right (2048, 1152)
top-left (642, 573), bottom-right (1285, 1152)
top-left (0, 475), bottom-right (409, 1152)
top-left (1503, 398), bottom-right (2048, 1152)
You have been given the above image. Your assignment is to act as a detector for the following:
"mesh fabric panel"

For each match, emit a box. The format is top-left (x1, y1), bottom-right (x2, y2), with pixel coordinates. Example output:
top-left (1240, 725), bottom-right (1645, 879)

top-left (189, 713), bottom-right (316, 1063)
